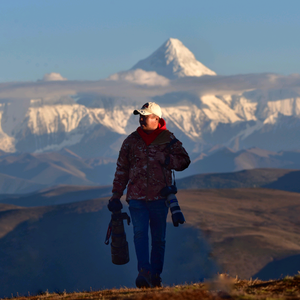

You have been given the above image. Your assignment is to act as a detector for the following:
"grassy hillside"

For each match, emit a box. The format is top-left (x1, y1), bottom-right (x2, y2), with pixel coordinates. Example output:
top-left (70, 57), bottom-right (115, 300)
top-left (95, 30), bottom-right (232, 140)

top-left (177, 188), bottom-right (300, 279)
top-left (0, 188), bottom-right (300, 297)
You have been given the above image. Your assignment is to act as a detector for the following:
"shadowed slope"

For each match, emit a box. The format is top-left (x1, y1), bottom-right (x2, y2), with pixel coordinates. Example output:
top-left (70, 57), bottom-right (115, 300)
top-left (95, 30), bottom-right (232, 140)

top-left (253, 254), bottom-right (300, 280)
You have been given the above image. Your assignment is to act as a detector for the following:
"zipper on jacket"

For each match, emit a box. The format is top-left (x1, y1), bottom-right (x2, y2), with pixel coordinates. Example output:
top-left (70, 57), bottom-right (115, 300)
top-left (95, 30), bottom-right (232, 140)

top-left (146, 145), bottom-right (149, 201)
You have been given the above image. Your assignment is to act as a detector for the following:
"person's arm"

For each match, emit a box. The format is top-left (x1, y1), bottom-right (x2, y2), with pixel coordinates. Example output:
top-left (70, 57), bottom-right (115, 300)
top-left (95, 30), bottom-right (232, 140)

top-left (164, 139), bottom-right (190, 171)
top-left (111, 138), bottom-right (131, 198)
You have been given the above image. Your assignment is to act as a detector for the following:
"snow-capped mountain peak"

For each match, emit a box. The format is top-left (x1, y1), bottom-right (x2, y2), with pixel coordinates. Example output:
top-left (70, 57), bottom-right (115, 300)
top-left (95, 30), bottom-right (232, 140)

top-left (131, 38), bottom-right (216, 79)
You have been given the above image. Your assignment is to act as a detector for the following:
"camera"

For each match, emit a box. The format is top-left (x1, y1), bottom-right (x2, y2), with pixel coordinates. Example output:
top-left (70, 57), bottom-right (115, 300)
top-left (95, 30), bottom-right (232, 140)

top-left (161, 185), bottom-right (185, 227)
top-left (160, 185), bottom-right (178, 197)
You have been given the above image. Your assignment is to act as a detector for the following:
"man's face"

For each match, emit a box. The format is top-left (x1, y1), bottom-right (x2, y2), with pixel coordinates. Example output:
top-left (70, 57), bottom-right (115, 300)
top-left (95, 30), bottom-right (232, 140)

top-left (139, 114), bottom-right (159, 131)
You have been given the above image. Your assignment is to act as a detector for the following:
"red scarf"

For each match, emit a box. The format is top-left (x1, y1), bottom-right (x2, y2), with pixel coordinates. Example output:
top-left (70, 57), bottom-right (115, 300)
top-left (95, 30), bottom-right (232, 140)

top-left (137, 118), bottom-right (167, 146)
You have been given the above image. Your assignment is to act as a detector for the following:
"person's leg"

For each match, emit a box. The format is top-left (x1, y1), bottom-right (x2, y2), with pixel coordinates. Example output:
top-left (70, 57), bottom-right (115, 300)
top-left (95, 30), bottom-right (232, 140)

top-left (149, 199), bottom-right (169, 277)
top-left (129, 200), bottom-right (151, 272)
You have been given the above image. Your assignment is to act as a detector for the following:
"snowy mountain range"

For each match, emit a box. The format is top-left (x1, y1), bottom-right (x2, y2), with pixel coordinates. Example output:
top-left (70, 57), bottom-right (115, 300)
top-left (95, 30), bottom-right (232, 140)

top-left (0, 38), bottom-right (300, 158)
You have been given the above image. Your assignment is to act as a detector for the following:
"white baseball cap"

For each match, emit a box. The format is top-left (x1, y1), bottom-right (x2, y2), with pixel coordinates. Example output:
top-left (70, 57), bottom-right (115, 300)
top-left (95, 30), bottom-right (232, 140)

top-left (133, 102), bottom-right (162, 118)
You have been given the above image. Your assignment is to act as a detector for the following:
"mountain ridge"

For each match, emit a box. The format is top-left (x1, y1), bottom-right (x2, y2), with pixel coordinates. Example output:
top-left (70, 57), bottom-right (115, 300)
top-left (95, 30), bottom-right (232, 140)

top-left (2, 167), bottom-right (300, 205)
top-left (1, 147), bottom-right (300, 194)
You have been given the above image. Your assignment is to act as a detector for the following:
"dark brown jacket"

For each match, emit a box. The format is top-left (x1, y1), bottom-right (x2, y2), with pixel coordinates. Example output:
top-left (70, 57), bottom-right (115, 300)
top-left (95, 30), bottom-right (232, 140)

top-left (112, 130), bottom-right (190, 201)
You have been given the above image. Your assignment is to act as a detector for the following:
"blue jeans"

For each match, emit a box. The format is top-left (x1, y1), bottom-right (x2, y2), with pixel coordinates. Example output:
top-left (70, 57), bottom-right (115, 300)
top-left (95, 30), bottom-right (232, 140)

top-left (129, 199), bottom-right (169, 275)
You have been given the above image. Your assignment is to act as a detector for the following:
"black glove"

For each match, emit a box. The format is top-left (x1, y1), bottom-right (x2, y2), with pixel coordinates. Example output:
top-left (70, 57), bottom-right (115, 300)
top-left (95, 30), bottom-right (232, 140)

top-left (166, 195), bottom-right (185, 227)
top-left (107, 198), bottom-right (123, 212)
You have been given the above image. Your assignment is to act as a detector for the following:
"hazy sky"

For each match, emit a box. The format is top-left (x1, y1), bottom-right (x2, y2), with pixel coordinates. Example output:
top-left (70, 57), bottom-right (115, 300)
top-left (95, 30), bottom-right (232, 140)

top-left (1, 0), bottom-right (300, 82)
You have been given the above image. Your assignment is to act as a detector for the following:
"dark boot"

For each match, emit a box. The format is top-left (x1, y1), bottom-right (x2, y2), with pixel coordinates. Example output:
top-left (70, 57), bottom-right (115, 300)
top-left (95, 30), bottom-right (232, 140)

top-left (151, 274), bottom-right (162, 287)
top-left (135, 269), bottom-right (152, 288)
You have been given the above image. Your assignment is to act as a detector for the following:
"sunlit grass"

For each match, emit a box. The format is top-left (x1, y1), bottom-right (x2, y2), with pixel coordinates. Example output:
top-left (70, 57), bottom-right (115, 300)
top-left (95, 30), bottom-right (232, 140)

top-left (3, 274), bottom-right (300, 300)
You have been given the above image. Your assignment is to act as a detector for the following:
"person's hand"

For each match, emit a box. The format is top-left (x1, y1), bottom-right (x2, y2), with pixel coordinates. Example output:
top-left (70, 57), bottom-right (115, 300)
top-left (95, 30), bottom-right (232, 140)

top-left (107, 196), bottom-right (123, 212)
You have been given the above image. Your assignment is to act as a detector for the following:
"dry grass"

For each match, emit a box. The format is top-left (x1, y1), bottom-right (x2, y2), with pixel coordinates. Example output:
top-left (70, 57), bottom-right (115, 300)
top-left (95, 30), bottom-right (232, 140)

top-left (3, 274), bottom-right (300, 300)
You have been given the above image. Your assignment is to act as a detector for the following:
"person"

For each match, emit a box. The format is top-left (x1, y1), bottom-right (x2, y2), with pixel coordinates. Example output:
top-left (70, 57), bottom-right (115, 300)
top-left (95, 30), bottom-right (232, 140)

top-left (108, 102), bottom-right (190, 288)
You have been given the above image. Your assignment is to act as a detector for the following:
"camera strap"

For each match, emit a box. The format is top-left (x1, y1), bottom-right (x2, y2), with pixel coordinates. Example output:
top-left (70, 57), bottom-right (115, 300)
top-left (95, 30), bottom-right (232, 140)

top-left (160, 164), bottom-right (168, 186)
top-left (172, 170), bottom-right (176, 187)
top-left (161, 138), bottom-right (178, 187)
top-left (161, 166), bottom-right (176, 187)
top-left (104, 220), bottom-right (112, 245)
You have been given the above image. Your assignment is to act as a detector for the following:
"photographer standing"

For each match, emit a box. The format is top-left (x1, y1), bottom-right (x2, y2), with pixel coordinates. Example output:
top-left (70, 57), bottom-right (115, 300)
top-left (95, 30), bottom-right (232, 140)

top-left (108, 102), bottom-right (190, 288)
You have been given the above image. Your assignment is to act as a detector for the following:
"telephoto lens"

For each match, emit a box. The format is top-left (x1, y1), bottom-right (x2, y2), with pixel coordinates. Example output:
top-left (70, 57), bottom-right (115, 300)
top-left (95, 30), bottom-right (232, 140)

top-left (105, 209), bottom-right (131, 265)
top-left (110, 211), bottom-right (130, 265)
top-left (166, 193), bottom-right (185, 227)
